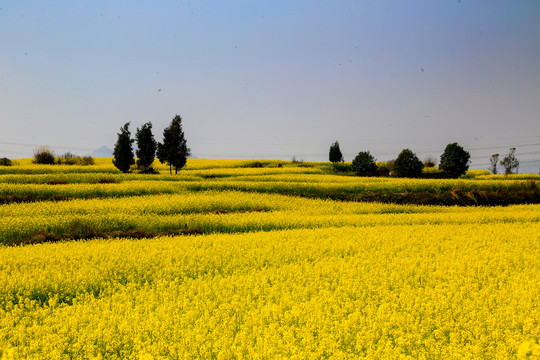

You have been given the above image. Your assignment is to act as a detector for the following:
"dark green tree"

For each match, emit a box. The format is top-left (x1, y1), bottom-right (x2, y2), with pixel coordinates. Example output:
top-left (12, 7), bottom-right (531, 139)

top-left (113, 122), bottom-right (135, 173)
top-left (329, 141), bottom-right (344, 165)
top-left (135, 122), bottom-right (157, 173)
top-left (0, 157), bottom-right (13, 166)
top-left (500, 148), bottom-right (519, 175)
top-left (351, 151), bottom-right (378, 177)
top-left (157, 115), bottom-right (191, 175)
top-left (439, 142), bottom-right (471, 178)
top-left (394, 149), bottom-right (424, 178)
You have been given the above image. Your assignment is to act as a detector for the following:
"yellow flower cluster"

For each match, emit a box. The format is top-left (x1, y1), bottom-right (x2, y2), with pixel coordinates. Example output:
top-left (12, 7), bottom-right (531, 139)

top-left (0, 158), bottom-right (539, 358)
top-left (1, 225), bottom-right (539, 359)
top-left (1, 189), bottom-right (539, 243)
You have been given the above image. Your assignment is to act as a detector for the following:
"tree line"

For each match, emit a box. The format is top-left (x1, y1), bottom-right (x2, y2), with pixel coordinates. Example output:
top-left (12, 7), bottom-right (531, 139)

top-left (113, 114), bottom-right (190, 174)
top-left (329, 141), bottom-right (521, 178)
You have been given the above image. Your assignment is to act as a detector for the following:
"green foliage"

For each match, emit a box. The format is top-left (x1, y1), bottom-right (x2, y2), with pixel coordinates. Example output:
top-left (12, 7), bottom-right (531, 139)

top-left (33, 146), bottom-right (56, 165)
top-left (80, 157), bottom-right (95, 166)
top-left (329, 141), bottom-right (344, 165)
top-left (135, 122), bottom-right (157, 173)
top-left (0, 158), bottom-right (13, 166)
top-left (113, 123), bottom-right (135, 173)
top-left (157, 115), bottom-right (191, 175)
top-left (332, 163), bottom-right (352, 173)
top-left (394, 149), bottom-right (424, 178)
top-left (56, 152), bottom-right (78, 165)
top-left (56, 153), bottom-right (95, 166)
top-left (352, 151), bottom-right (378, 177)
top-left (439, 142), bottom-right (470, 178)
top-left (377, 161), bottom-right (394, 177)
top-left (500, 148), bottom-right (519, 175)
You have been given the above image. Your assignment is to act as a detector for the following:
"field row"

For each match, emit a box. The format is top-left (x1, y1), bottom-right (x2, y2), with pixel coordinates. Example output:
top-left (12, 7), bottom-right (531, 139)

top-left (2, 191), bottom-right (539, 244)
top-left (1, 224), bottom-right (539, 359)
top-left (1, 176), bottom-right (537, 201)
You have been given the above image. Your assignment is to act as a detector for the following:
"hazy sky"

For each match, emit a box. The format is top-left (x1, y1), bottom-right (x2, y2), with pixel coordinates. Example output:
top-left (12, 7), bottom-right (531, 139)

top-left (1, 1), bottom-right (539, 172)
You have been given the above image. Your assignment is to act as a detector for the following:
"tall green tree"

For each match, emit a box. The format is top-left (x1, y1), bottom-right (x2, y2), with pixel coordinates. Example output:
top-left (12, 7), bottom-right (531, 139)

top-left (439, 142), bottom-right (470, 178)
top-left (157, 115), bottom-right (191, 175)
top-left (113, 122), bottom-right (134, 173)
top-left (329, 141), bottom-right (344, 165)
top-left (135, 122), bottom-right (157, 173)
top-left (394, 149), bottom-right (424, 178)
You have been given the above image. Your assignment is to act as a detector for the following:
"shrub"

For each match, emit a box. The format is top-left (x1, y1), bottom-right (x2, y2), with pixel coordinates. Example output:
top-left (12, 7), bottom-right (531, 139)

top-left (33, 146), bottom-right (55, 165)
top-left (57, 152), bottom-right (78, 165)
top-left (332, 163), bottom-right (351, 172)
top-left (0, 157), bottom-right (13, 166)
top-left (352, 151), bottom-right (378, 177)
top-left (56, 153), bottom-right (95, 166)
top-left (377, 161), bottom-right (394, 177)
top-left (80, 156), bottom-right (95, 166)
top-left (439, 142), bottom-right (470, 178)
top-left (394, 149), bottom-right (423, 178)
top-left (423, 155), bottom-right (437, 168)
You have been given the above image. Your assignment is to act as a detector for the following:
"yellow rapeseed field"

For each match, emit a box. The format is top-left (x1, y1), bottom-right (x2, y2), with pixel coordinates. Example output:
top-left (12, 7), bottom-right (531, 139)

top-left (0, 158), bottom-right (539, 359)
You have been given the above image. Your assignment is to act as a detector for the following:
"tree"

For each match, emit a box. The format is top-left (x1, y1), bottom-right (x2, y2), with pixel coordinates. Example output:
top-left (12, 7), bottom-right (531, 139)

top-left (489, 154), bottom-right (499, 174)
top-left (0, 157), bottom-right (13, 166)
top-left (329, 141), bottom-right (344, 165)
top-left (394, 149), bottom-right (424, 178)
top-left (33, 146), bottom-right (55, 165)
top-left (439, 142), bottom-right (471, 178)
top-left (135, 122), bottom-right (157, 173)
top-left (352, 151), bottom-right (378, 176)
top-left (500, 148), bottom-right (519, 175)
top-left (157, 115), bottom-right (191, 175)
top-left (113, 122), bottom-right (135, 173)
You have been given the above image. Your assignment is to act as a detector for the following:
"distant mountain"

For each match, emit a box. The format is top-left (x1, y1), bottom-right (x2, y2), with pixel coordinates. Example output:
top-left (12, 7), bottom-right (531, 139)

top-left (86, 146), bottom-right (113, 158)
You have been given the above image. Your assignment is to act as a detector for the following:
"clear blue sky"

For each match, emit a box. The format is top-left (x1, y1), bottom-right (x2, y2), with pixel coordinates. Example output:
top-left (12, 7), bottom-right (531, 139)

top-left (1, 1), bottom-right (539, 172)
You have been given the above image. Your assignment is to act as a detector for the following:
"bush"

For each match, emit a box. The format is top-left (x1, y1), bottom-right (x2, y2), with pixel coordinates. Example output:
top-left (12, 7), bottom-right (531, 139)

top-left (33, 146), bottom-right (55, 165)
top-left (423, 155), bottom-right (437, 168)
top-left (352, 151), bottom-right (378, 177)
top-left (57, 152), bottom-right (78, 165)
top-left (394, 149), bottom-right (423, 178)
top-left (0, 157), bottom-right (13, 166)
top-left (439, 142), bottom-right (470, 178)
top-left (56, 153), bottom-right (95, 166)
top-left (137, 165), bottom-right (159, 174)
top-left (80, 156), bottom-right (95, 166)
top-left (332, 163), bottom-right (351, 172)
top-left (377, 161), bottom-right (394, 177)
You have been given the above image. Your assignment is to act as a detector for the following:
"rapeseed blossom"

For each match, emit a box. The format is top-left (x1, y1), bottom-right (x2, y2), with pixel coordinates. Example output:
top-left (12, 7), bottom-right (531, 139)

top-left (0, 158), bottom-right (539, 359)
